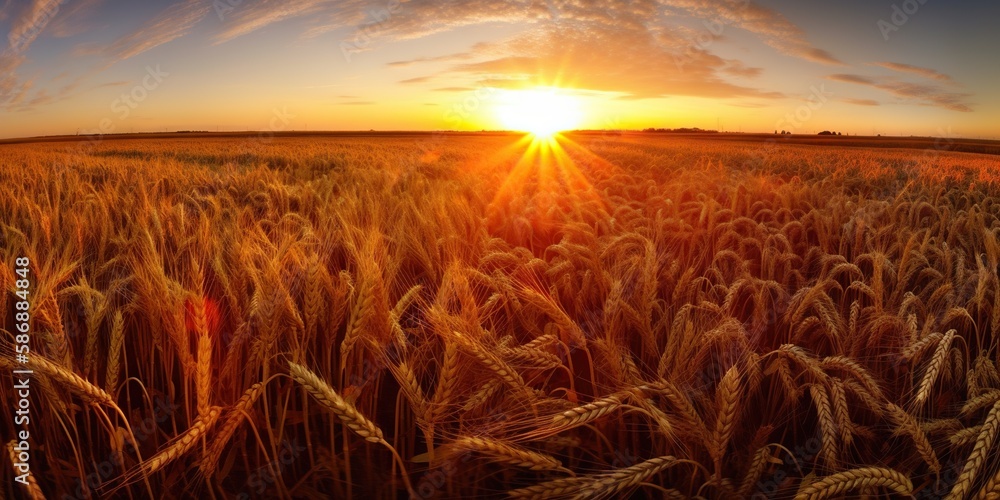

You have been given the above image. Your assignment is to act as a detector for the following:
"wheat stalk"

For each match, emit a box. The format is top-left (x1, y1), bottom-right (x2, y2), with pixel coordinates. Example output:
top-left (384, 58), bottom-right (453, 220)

top-left (201, 382), bottom-right (265, 477)
top-left (508, 455), bottom-right (687, 499)
top-left (288, 361), bottom-right (384, 443)
top-left (885, 403), bottom-right (940, 472)
top-left (142, 406), bottom-right (221, 476)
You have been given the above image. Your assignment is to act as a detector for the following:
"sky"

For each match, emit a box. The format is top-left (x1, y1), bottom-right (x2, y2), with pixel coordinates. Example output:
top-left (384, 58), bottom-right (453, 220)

top-left (1, 0), bottom-right (999, 139)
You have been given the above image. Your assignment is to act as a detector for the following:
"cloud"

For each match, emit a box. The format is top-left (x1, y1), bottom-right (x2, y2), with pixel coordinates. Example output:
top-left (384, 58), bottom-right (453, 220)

top-left (0, 0), bottom-right (73, 109)
top-left (341, 101), bottom-right (375, 105)
top-left (46, 0), bottom-right (103, 38)
top-left (387, 53), bottom-right (473, 68)
top-left (663, 0), bottom-right (844, 65)
top-left (193, 0), bottom-right (836, 104)
top-left (93, 80), bottom-right (131, 89)
top-left (103, 0), bottom-right (210, 63)
top-left (7, 0), bottom-right (63, 52)
top-left (843, 98), bottom-right (880, 106)
top-left (213, 0), bottom-right (334, 44)
top-left (431, 18), bottom-right (786, 101)
top-left (723, 61), bottom-right (763, 78)
top-left (433, 87), bottom-right (474, 92)
top-left (873, 62), bottom-right (956, 83)
top-left (400, 76), bottom-right (434, 84)
top-left (828, 74), bottom-right (972, 112)
top-left (829, 74), bottom-right (875, 85)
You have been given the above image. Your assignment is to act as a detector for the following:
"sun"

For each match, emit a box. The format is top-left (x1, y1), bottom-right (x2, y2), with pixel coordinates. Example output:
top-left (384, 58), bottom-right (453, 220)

top-left (496, 88), bottom-right (583, 138)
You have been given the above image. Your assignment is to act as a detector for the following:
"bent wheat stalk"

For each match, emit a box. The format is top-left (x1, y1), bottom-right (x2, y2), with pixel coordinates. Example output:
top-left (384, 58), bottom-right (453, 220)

top-left (508, 455), bottom-right (698, 499)
top-left (288, 361), bottom-right (415, 497)
top-left (794, 467), bottom-right (912, 500)
top-left (142, 406), bottom-right (222, 476)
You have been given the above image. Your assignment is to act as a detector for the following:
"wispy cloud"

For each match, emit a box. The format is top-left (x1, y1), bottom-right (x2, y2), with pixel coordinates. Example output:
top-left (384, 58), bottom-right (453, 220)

top-left (843, 98), bottom-right (880, 106)
top-left (829, 74), bottom-right (972, 112)
top-left (387, 53), bottom-right (473, 68)
top-left (829, 74), bottom-right (874, 85)
top-left (873, 62), bottom-right (956, 83)
top-left (7, 0), bottom-right (63, 51)
top-left (103, 0), bottom-right (210, 64)
top-left (663, 0), bottom-right (844, 65)
top-left (400, 76), bottom-right (434, 84)
top-left (1, 0), bottom-right (68, 109)
top-left (433, 87), bottom-right (473, 92)
top-left (213, 0), bottom-right (340, 45)
top-left (46, 0), bottom-right (103, 38)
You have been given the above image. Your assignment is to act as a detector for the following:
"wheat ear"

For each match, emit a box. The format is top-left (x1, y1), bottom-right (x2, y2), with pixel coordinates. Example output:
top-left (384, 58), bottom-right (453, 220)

top-left (508, 455), bottom-right (687, 499)
top-left (452, 436), bottom-right (569, 472)
top-left (886, 403), bottom-right (940, 473)
top-left (809, 385), bottom-right (838, 470)
top-left (915, 329), bottom-right (955, 407)
top-left (196, 333), bottom-right (212, 417)
top-left (30, 355), bottom-right (114, 406)
top-left (105, 310), bottom-right (125, 393)
top-left (289, 361), bottom-right (384, 443)
top-left (712, 365), bottom-right (741, 474)
top-left (793, 467), bottom-right (912, 500)
top-left (201, 382), bottom-right (265, 476)
top-left (7, 440), bottom-right (46, 499)
top-left (142, 406), bottom-right (221, 476)
top-left (289, 361), bottom-right (416, 496)
top-left (949, 400), bottom-right (1000, 500)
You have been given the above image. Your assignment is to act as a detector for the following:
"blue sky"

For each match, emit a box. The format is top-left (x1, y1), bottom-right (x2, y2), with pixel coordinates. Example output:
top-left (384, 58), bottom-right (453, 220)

top-left (1, 0), bottom-right (998, 139)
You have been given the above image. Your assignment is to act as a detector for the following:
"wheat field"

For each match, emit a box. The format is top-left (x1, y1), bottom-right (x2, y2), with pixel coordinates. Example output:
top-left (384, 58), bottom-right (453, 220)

top-left (2, 132), bottom-right (1000, 498)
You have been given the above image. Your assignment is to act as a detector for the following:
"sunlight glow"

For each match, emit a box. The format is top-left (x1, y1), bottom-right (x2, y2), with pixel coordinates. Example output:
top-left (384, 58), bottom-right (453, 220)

top-left (496, 88), bottom-right (584, 138)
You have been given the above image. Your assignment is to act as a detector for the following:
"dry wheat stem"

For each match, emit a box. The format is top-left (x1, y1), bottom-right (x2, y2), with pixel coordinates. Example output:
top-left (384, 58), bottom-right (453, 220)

top-left (142, 406), bottom-right (221, 476)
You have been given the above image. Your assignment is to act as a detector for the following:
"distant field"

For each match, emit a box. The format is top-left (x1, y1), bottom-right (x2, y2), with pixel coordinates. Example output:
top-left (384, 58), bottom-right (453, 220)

top-left (2, 133), bottom-right (1000, 498)
top-left (4, 130), bottom-right (1000, 156)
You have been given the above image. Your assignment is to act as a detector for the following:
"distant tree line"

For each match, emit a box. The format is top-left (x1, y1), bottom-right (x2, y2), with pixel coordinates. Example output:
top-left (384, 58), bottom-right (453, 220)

top-left (775, 130), bottom-right (844, 135)
top-left (642, 127), bottom-right (719, 133)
